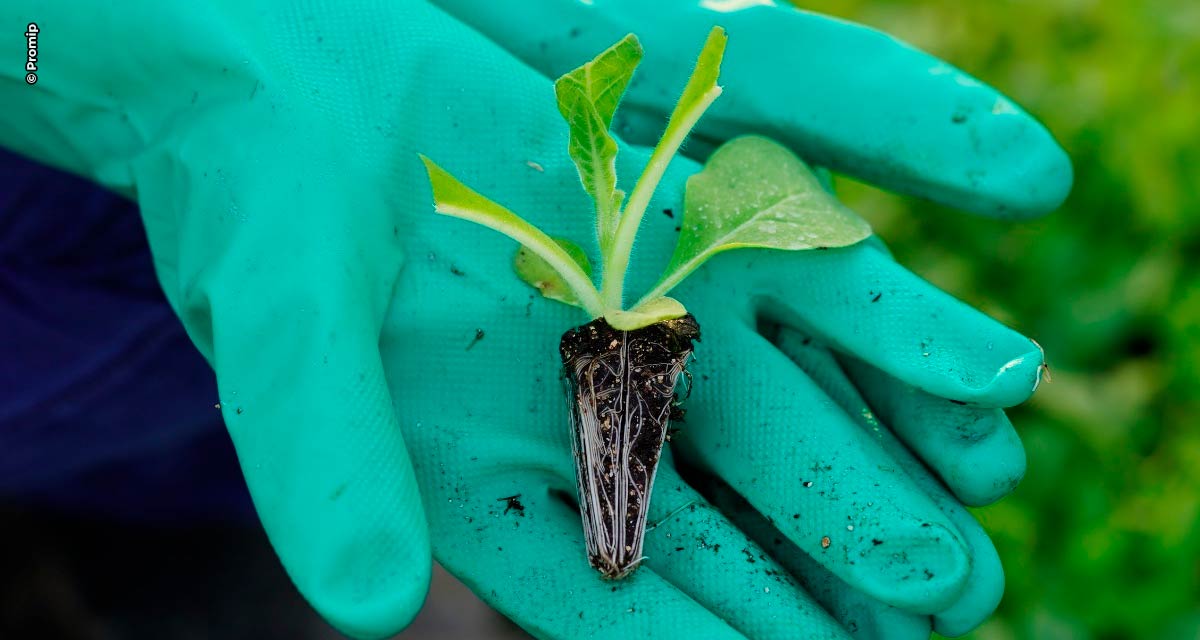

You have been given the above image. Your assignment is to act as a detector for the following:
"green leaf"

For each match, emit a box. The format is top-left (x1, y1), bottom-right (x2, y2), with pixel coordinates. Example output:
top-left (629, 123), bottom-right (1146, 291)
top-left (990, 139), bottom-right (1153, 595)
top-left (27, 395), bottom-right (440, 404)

top-left (603, 27), bottom-right (727, 308)
top-left (420, 155), bottom-right (604, 317)
top-left (556, 33), bottom-right (642, 128)
top-left (555, 34), bottom-right (643, 255)
top-left (514, 237), bottom-right (593, 306)
top-left (638, 136), bottom-right (872, 304)
top-left (671, 27), bottom-right (727, 134)
top-left (606, 296), bottom-right (687, 331)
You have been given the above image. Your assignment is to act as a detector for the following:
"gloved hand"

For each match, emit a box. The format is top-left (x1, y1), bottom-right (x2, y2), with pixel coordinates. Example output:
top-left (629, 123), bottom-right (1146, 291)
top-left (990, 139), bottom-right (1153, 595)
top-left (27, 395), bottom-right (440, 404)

top-left (0, 1), bottom-right (1069, 638)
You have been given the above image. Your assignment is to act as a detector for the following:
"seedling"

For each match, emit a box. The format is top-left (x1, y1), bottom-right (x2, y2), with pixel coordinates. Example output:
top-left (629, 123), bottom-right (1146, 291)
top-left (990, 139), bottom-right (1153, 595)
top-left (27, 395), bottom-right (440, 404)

top-left (421, 28), bottom-right (871, 579)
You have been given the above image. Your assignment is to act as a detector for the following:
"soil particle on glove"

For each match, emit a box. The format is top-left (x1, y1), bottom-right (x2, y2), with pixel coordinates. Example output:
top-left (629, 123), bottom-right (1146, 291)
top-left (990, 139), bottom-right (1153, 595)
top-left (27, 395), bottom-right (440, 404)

top-left (466, 329), bottom-right (485, 351)
top-left (497, 495), bottom-right (525, 516)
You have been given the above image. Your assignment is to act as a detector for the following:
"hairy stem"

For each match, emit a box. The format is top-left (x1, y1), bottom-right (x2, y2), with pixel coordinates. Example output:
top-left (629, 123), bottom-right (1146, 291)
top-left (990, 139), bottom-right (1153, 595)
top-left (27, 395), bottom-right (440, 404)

top-left (602, 89), bottom-right (722, 309)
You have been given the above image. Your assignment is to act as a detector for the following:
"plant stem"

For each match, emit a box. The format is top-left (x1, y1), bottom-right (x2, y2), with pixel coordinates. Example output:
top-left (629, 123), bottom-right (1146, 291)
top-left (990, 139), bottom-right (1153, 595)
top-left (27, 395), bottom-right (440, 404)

top-left (436, 201), bottom-right (606, 318)
top-left (632, 252), bottom-right (709, 310)
top-left (601, 87), bottom-right (722, 309)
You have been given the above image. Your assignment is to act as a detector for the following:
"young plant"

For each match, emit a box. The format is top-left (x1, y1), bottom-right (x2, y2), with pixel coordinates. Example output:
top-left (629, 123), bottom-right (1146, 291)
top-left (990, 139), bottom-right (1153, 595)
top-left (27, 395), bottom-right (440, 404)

top-left (421, 28), bottom-right (871, 579)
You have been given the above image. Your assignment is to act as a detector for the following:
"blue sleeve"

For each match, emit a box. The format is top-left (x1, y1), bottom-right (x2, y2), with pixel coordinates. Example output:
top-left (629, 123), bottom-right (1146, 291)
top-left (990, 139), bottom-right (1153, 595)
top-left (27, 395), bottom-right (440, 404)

top-left (0, 148), bottom-right (253, 522)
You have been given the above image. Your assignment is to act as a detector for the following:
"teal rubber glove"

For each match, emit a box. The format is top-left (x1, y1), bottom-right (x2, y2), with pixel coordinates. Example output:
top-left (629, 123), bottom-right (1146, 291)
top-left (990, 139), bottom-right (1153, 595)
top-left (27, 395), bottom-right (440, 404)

top-left (0, 1), bottom-right (1069, 638)
top-left (433, 0), bottom-right (1073, 219)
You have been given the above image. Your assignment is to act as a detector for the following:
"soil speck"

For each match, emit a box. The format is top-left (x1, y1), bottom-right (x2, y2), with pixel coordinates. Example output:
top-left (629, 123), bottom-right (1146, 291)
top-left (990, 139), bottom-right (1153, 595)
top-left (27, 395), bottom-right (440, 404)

top-left (450, 264), bottom-right (465, 276)
top-left (497, 494), bottom-right (525, 516)
top-left (466, 329), bottom-right (486, 351)
top-left (663, 208), bottom-right (674, 218)
top-left (821, 536), bottom-right (831, 549)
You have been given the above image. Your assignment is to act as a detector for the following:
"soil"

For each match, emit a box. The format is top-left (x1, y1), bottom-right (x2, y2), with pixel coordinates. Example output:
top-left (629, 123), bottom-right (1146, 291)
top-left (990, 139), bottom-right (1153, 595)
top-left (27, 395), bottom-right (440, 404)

top-left (559, 314), bottom-right (700, 579)
top-left (497, 494), bottom-right (525, 516)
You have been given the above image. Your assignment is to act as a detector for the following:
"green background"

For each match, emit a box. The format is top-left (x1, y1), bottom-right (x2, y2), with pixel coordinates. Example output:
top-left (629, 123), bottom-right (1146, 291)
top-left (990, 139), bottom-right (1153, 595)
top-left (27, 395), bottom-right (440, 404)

top-left (799, 1), bottom-right (1199, 637)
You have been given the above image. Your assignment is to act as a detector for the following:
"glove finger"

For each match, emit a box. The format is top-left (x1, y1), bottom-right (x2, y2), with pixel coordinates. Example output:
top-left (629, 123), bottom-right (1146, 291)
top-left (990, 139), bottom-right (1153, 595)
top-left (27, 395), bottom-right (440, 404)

top-left (133, 129), bottom-right (431, 638)
top-left (740, 241), bottom-right (1045, 408)
top-left (646, 459), bottom-right (851, 640)
top-left (838, 354), bottom-right (1026, 507)
top-left (425, 468), bottom-right (748, 639)
top-left (672, 311), bottom-right (971, 614)
top-left (694, 476), bottom-right (932, 640)
top-left (774, 328), bottom-right (1005, 636)
top-left (432, 0), bottom-right (1072, 218)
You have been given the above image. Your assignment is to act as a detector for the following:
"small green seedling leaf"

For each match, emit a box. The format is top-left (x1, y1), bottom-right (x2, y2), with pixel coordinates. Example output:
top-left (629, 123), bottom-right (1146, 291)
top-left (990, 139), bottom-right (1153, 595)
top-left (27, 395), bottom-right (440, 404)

top-left (604, 27), bottom-right (728, 308)
top-left (555, 34), bottom-right (643, 256)
top-left (671, 28), bottom-right (726, 133)
top-left (515, 237), bottom-right (593, 306)
top-left (637, 136), bottom-right (872, 305)
top-left (557, 33), bottom-right (642, 130)
top-left (421, 155), bottom-right (604, 316)
top-left (606, 296), bottom-right (687, 331)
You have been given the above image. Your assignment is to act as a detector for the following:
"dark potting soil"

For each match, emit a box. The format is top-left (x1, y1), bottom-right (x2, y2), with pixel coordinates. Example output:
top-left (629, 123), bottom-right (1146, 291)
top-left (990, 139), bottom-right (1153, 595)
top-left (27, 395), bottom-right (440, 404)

top-left (559, 314), bottom-right (700, 579)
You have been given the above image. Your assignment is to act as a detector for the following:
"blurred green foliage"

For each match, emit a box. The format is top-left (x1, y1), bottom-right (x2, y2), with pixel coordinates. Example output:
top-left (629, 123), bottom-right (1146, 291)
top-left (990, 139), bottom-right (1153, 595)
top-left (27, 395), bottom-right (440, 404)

top-left (798, 1), bottom-right (1200, 637)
